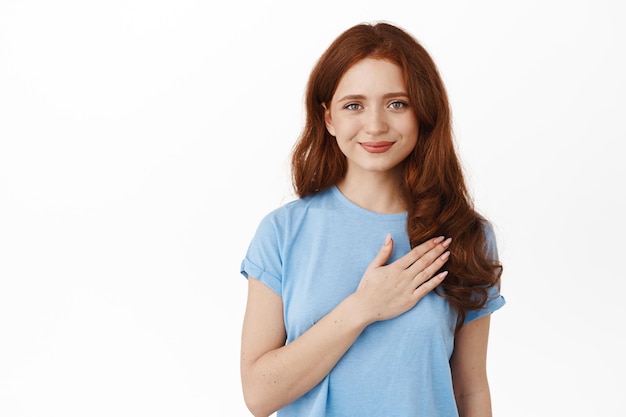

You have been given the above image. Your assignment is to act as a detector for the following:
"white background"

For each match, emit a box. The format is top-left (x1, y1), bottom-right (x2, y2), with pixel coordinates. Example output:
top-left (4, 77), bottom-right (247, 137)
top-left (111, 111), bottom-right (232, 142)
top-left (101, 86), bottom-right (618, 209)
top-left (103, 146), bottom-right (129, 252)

top-left (1, 1), bottom-right (624, 416)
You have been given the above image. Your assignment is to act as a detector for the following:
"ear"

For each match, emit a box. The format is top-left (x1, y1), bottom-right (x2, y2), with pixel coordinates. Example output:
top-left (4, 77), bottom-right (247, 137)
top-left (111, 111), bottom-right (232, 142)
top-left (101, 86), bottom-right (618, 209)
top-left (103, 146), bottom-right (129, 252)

top-left (322, 103), bottom-right (336, 137)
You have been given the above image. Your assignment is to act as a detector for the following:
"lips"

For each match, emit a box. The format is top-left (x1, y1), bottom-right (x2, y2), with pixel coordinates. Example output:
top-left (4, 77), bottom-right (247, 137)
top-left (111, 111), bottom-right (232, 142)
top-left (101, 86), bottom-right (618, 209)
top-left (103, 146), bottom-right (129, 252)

top-left (359, 141), bottom-right (394, 153)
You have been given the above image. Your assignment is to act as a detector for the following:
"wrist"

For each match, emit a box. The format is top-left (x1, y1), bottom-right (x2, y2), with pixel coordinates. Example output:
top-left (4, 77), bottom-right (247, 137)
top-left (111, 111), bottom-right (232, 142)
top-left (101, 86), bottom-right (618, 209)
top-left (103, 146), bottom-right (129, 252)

top-left (342, 292), bottom-right (376, 329)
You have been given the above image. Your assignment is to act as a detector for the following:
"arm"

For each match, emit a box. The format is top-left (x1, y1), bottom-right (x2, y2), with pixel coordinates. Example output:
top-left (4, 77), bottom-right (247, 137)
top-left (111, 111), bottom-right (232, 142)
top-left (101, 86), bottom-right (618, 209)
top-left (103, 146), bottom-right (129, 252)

top-left (450, 314), bottom-right (493, 417)
top-left (240, 235), bottom-right (452, 417)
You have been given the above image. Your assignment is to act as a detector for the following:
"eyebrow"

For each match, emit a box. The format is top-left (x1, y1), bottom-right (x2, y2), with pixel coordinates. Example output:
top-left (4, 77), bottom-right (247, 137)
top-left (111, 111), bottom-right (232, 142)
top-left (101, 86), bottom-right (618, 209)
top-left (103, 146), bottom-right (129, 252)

top-left (335, 92), bottom-right (409, 102)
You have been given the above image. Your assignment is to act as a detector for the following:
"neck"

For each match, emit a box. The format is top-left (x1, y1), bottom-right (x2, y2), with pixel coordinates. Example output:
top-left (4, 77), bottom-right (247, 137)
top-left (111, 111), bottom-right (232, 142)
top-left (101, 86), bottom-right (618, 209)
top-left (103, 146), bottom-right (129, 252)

top-left (337, 170), bottom-right (406, 214)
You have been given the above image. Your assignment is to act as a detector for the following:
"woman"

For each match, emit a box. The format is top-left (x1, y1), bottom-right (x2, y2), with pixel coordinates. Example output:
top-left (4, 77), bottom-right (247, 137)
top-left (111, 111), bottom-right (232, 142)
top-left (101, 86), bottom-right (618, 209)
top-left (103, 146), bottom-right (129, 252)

top-left (239, 21), bottom-right (504, 417)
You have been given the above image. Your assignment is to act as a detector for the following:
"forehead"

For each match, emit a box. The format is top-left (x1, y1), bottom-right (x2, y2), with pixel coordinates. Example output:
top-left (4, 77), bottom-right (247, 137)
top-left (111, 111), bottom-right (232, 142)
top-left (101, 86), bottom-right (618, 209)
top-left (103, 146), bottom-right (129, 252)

top-left (333, 58), bottom-right (406, 98)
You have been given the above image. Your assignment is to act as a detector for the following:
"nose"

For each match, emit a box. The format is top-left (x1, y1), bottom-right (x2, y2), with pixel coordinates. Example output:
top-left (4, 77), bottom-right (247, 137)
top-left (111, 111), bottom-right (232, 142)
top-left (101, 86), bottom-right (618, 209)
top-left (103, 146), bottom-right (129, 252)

top-left (363, 108), bottom-right (389, 135)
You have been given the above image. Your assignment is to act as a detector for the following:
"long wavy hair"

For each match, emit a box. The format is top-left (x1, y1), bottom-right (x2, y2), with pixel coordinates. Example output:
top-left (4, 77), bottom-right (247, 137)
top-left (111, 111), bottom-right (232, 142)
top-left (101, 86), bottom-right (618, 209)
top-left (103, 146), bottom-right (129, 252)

top-left (291, 22), bottom-right (502, 328)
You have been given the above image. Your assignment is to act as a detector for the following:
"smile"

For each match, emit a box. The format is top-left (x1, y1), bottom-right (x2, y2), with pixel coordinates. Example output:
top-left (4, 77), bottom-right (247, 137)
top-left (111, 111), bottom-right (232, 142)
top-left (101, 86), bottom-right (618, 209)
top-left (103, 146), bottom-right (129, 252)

top-left (359, 141), bottom-right (394, 153)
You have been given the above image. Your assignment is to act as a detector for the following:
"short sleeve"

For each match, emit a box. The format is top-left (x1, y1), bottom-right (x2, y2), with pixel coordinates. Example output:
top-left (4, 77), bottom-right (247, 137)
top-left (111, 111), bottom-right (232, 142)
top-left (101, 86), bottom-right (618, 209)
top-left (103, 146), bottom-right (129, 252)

top-left (463, 221), bottom-right (506, 324)
top-left (240, 213), bottom-right (283, 297)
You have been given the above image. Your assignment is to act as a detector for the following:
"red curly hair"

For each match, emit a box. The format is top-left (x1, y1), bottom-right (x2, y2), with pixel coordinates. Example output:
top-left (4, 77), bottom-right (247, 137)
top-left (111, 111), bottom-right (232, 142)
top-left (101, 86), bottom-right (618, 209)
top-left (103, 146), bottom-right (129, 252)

top-left (291, 22), bottom-right (502, 328)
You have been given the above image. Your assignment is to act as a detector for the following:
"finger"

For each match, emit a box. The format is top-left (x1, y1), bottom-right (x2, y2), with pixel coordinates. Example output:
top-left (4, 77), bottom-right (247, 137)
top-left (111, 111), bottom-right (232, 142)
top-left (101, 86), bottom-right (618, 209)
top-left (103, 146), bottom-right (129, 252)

top-left (397, 236), bottom-right (446, 270)
top-left (367, 233), bottom-right (394, 269)
top-left (411, 250), bottom-right (450, 288)
top-left (395, 236), bottom-right (445, 269)
top-left (405, 237), bottom-right (451, 275)
top-left (414, 270), bottom-right (448, 297)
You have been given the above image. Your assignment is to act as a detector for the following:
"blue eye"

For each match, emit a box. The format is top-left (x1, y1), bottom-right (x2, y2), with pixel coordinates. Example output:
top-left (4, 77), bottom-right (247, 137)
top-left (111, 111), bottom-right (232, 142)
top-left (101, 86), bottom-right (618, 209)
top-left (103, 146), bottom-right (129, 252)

top-left (389, 101), bottom-right (408, 109)
top-left (344, 103), bottom-right (362, 110)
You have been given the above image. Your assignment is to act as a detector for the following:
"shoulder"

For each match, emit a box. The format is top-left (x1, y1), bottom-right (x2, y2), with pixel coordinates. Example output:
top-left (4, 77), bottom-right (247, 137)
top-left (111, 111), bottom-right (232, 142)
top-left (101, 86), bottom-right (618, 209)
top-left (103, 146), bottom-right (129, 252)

top-left (259, 188), bottom-right (335, 224)
top-left (478, 217), bottom-right (499, 261)
top-left (254, 188), bottom-right (334, 235)
top-left (470, 212), bottom-right (499, 261)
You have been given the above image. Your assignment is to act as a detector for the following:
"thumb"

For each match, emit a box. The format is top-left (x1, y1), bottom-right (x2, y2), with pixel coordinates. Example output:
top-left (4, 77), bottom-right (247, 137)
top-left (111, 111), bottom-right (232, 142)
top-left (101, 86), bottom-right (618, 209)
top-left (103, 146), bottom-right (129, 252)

top-left (369, 233), bottom-right (394, 268)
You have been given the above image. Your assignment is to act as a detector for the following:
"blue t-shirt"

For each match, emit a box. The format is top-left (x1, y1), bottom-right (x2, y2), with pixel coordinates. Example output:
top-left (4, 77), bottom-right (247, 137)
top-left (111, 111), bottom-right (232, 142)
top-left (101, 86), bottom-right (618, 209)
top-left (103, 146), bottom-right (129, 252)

top-left (240, 186), bottom-right (505, 417)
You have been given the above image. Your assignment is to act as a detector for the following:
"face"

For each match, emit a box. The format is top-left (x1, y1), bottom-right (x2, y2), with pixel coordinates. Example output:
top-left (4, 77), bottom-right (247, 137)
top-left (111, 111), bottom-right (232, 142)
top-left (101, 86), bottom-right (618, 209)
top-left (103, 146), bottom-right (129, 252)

top-left (324, 58), bottom-right (419, 179)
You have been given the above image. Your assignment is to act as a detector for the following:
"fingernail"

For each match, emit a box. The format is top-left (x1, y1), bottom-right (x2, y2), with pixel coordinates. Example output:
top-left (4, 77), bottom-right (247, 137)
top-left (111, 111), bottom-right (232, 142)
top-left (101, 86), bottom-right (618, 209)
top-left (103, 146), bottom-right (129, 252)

top-left (442, 237), bottom-right (452, 248)
top-left (434, 236), bottom-right (445, 244)
top-left (439, 271), bottom-right (449, 279)
top-left (440, 251), bottom-right (450, 261)
top-left (384, 233), bottom-right (392, 246)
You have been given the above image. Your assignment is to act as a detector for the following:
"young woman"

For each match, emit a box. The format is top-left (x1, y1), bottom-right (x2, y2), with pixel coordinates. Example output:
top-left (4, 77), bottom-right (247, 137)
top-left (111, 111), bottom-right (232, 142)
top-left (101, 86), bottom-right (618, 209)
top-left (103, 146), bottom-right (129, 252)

top-left (239, 21), bottom-right (504, 417)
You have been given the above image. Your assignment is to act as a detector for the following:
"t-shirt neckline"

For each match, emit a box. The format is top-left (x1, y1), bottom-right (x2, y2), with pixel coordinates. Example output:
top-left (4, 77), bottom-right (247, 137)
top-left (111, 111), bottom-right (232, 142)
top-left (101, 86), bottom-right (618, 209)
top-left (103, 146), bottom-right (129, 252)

top-left (330, 185), bottom-right (407, 220)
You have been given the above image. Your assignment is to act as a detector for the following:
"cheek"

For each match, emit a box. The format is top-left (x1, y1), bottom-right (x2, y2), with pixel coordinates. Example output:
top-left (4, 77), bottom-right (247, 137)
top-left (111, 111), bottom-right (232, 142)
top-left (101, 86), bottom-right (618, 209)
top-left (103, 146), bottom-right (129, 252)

top-left (404, 121), bottom-right (419, 144)
top-left (334, 137), bottom-right (349, 153)
top-left (403, 117), bottom-right (419, 134)
top-left (401, 121), bottom-right (419, 150)
top-left (333, 131), bottom-right (355, 155)
top-left (332, 119), bottom-right (360, 140)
